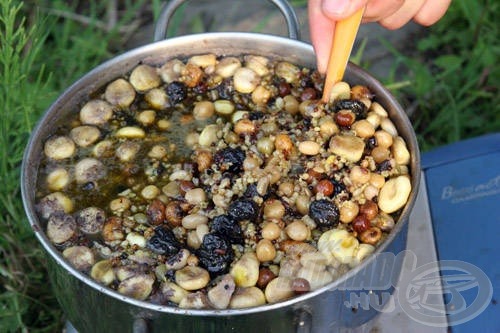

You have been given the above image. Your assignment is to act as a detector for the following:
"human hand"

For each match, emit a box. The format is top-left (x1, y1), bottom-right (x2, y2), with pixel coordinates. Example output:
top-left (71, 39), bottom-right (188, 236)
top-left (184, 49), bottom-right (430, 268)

top-left (309, 0), bottom-right (452, 74)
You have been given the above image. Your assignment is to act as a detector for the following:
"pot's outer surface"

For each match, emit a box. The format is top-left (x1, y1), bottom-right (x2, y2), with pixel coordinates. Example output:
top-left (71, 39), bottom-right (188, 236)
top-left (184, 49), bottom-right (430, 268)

top-left (22, 33), bottom-right (420, 333)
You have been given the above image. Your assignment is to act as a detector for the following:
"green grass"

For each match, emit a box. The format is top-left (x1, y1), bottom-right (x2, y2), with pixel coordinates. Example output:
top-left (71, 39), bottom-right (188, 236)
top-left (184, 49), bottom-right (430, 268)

top-left (380, 0), bottom-right (499, 150)
top-left (0, 0), bottom-right (498, 332)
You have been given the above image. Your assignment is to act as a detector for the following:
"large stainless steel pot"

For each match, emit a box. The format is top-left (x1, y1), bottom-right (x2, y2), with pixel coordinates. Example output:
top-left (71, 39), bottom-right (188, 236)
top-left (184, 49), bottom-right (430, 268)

top-left (21, 1), bottom-right (420, 332)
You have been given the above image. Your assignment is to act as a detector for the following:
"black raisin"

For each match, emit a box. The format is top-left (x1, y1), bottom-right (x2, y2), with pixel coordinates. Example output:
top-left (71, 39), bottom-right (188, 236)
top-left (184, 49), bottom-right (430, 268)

top-left (248, 111), bottom-right (265, 120)
top-left (331, 179), bottom-right (347, 197)
top-left (214, 147), bottom-right (245, 173)
top-left (210, 214), bottom-right (243, 244)
top-left (228, 199), bottom-right (259, 222)
top-left (243, 183), bottom-right (259, 199)
top-left (334, 99), bottom-right (367, 119)
top-left (377, 159), bottom-right (393, 172)
top-left (197, 233), bottom-right (234, 276)
top-left (166, 81), bottom-right (187, 104)
top-left (309, 199), bottom-right (340, 227)
top-left (165, 269), bottom-right (176, 282)
top-left (366, 136), bottom-right (377, 150)
top-left (146, 226), bottom-right (182, 256)
top-left (216, 79), bottom-right (234, 100)
top-left (81, 182), bottom-right (96, 191)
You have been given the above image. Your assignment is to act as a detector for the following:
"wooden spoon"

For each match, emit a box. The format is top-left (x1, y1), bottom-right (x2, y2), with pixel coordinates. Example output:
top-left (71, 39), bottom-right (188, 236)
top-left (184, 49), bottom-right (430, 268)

top-left (321, 7), bottom-right (365, 103)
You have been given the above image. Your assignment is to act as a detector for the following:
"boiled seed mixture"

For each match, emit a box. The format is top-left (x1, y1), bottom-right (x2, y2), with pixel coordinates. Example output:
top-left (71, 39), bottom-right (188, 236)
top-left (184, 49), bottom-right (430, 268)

top-left (36, 53), bottom-right (412, 309)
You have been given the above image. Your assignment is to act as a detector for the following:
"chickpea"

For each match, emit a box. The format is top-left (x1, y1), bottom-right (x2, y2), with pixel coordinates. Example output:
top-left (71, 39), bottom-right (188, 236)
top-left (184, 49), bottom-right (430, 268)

top-left (263, 199), bottom-right (285, 220)
top-left (351, 85), bottom-right (373, 100)
top-left (274, 134), bottom-right (294, 153)
top-left (148, 145), bottom-right (167, 159)
top-left (129, 64), bottom-right (161, 92)
top-left (102, 216), bottom-right (124, 242)
top-left (371, 147), bottom-right (390, 164)
top-left (141, 185), bottom-right (160, 200)
top-left (261, 222), bottom-right (281, 240)
top-left (257, 137), bottom-right (275, 155)
top-left (224, 131), bottom-right (239, 144)
top-left (256, 239), bottom-right (276, 262)
top-left (283, 95), bottom-right (299, 114)
top-left (193, 101), bottom-right (215, 120)
top-left (157, 119), bottom-right (171, 131)
top-left (196, 150), bottom-right (212, 172)
top-left (295, 195), bottom-right (310, 216)
top-left (104, 78), bottom-right (135, 107)
top-left (243, 156), bottom-right (261, 171)
top-left (349, 166), bottom-right (371, 185)
top-left (145, 88), bottom-right (168, 110)
top-left (260, 122), bottom-right (278, 135)
top-left (278, 182), bottom-right (294, 197)
top-left (185, 188), bottom-right (206, 205)
top-left (187, 230), bottom-right (201, 249)
top-left (340, 200), bottom-right (359, 223)
top-left (319, 118), bottom-right (338, 138)
top-left (285, 220), bottom-right (309, 241)
top-left (352, 120), bottom-right (375, 138)
top-left (109, 197), bottom-right (131, 212)
top-left (233, 67), bottom-right (260, 93)
top-left (137, 110), bottom-right (156, 126)
top-left (234, 119), bottom-right (256, 135)
top-left (364, 185), bottom-right (379, 201)
top-left (369, 173), bottom-right (386, 189)
top-left (374, 130), bottom-right (393, 149)
top-left (251, 85), bottom-right (271, 105)
top-left (269, 170), bottom-right (282, 184)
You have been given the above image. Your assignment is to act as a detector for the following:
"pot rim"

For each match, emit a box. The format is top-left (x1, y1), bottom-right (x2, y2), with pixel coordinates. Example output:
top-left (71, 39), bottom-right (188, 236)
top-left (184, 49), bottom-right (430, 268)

top-left (21, 31), bottom-right (420, 316)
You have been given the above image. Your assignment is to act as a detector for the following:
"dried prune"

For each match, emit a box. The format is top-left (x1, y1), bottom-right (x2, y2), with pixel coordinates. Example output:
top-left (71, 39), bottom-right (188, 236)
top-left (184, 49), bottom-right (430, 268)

top-left (334, 99), bottom-right (367, 119)
top-left (146, 226), bottom-right (182, 256)
top-left (214, 147), bottom-right (245, 173)
top-left (166, 81), bottom-right (187, 104)
top-left (197, 233), bottom-right (234, 275)
top-left (228, 199), bottom-right (259, 222)
top-left (309, 199), bottom-right (339, 227)
top-left (210, 214), bottom-right (243, 244)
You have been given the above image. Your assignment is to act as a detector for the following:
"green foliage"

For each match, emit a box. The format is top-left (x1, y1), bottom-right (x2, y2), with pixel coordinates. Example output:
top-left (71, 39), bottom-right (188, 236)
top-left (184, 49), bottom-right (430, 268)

top-left (381, 0), bottom-right (499, 150)
top-left (0, 0), bottom-right (141, 331)
top-left (0, 1), bottom-right (59, 331)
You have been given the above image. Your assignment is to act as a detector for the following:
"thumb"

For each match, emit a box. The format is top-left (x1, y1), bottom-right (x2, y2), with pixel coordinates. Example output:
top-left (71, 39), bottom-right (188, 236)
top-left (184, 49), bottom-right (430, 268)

top-left (321, 0), bottom-right (368, 20)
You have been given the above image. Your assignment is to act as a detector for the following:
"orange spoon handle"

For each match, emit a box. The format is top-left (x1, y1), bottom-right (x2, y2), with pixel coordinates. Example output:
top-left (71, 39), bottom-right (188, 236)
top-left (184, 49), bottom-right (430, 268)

top-left (322, 7), bottom-right (365, 103)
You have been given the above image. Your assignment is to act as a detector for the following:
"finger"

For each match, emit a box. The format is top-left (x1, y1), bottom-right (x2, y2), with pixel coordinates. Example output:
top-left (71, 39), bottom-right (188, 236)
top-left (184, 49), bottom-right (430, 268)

top-left (413, 0), bottom-right (452, 26)
top-left (379, 0), bottom-right (427, 30)
top-left (309, 0), bottom-right (335, 74)
top-left (321, 0), bottom-right (368, 20)
top-left (362, 0), bottom-right (404, 23)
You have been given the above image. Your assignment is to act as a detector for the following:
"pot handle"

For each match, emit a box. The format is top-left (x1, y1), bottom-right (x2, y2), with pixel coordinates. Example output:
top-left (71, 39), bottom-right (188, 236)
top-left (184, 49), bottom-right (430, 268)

top-left (153, 0), bottom-right (300, 42)
top-left (296, 309), bottom-right (312, 333)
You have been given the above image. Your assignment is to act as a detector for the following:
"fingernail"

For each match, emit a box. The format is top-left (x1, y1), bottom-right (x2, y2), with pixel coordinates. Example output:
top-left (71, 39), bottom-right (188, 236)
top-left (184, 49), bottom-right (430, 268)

top-left (322, 0), bottom-right (350, 16)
